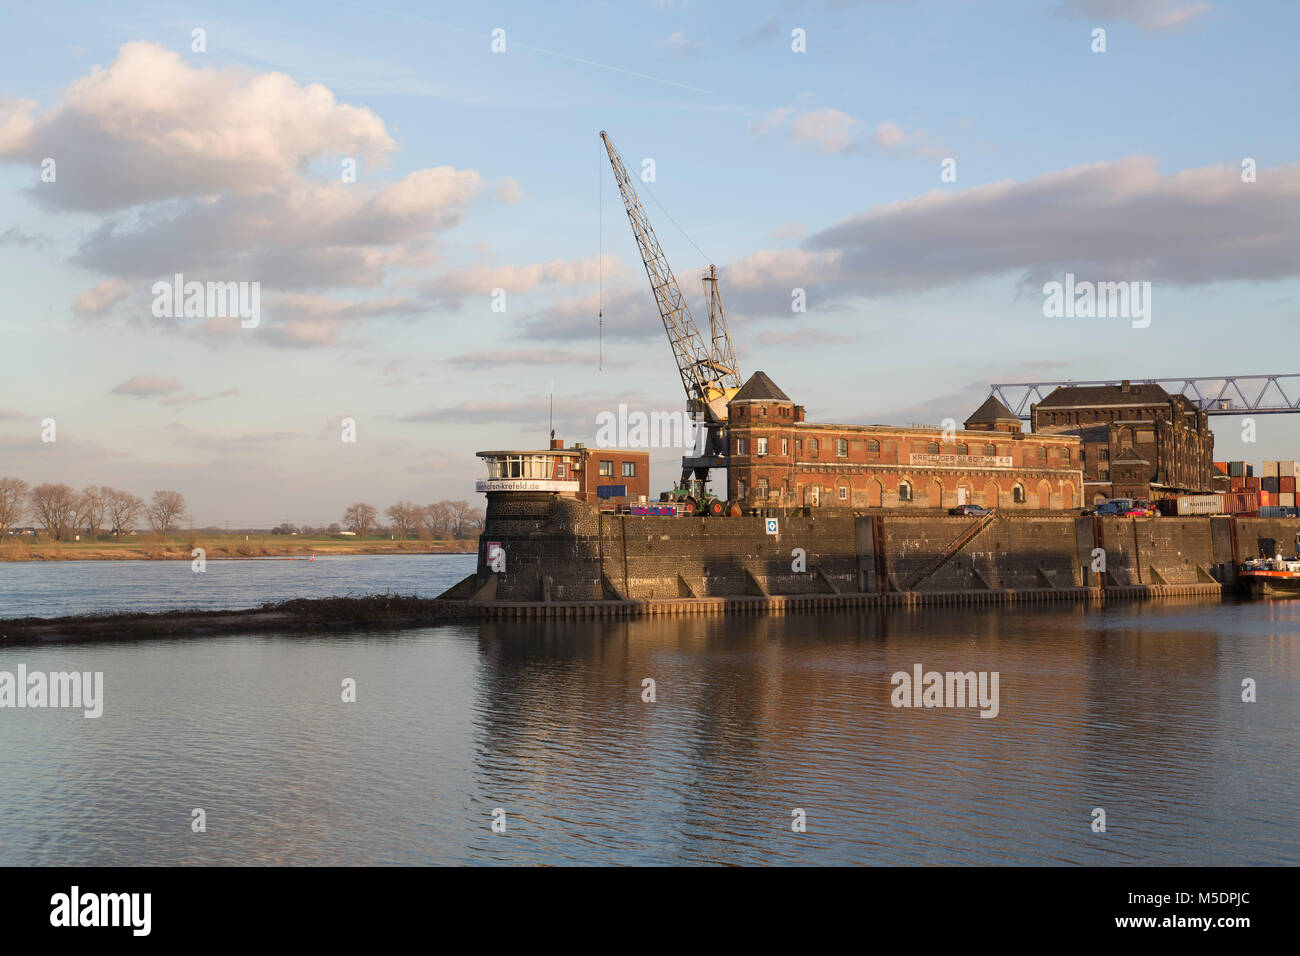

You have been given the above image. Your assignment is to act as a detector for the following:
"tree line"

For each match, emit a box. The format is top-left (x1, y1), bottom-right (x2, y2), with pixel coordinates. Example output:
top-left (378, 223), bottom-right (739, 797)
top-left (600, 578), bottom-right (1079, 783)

top-left (0, 479), bottom-right (186, 541)
top-left (345, 500), bottom-right (484, 539)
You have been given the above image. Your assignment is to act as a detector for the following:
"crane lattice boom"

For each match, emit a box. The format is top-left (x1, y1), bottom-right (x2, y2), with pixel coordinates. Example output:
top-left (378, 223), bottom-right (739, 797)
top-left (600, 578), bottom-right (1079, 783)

top-left (600, 131), bottom-right (741, 423)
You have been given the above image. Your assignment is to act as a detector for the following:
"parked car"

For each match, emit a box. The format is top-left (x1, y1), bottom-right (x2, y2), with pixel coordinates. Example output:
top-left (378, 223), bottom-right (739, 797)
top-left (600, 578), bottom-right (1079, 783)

top-left (1123, 500), bottom-right (1159, 518)
top-left (948, 504), bottom-right (990, 517)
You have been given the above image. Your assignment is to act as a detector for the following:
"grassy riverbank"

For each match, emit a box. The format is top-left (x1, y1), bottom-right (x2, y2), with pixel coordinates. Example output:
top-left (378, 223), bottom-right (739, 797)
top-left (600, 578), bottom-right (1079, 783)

top-left (0, 594), bottom-right (468, 643)
top-left (0, 533), bottom-right (477, 561)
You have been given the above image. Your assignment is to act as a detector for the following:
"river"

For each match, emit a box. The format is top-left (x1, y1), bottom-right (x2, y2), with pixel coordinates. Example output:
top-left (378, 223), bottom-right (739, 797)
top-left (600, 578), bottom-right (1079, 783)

top-left (1, 562), bottom-right (1296, 865)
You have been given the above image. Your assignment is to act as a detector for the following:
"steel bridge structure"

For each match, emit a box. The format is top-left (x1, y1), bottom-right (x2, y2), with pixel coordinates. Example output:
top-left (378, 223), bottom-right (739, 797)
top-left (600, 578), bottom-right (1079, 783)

top-left (989, 375), bottom-right (1300, 420)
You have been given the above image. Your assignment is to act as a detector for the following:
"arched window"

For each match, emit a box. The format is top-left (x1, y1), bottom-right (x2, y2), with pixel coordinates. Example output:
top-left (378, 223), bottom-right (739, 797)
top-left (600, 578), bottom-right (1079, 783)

top-left (927, 441), bottom-right (940, 454)
top-left (899, 480), bottom-right (913, 502)
top-left (984, 444), bottom-right (996, 456)
top-left (956, 443), bottom-right (969, 455)
top-left (1013, 483), bottom-right (1026, 503)
top-left (1037, 446), bottom-right (1048, 463)
top-left (867, 439), bottom-right (880, 453)
top-left (809, 438), bottom-right (819, 456)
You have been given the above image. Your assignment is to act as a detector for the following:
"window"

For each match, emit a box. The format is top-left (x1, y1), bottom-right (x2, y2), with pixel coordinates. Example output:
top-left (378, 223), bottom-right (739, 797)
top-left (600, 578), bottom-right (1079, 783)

top-left (867, 439), bottom-right (880, 453)
top-left (1098, 448), bottom-right (1109, 461)
top-left (757, 477), bottom-right (769, 498)
top-left (1013, 484), bottom-right (1026, 503)
top-left (809, 438), bottom-right (819, 456)
top-left (836, 438), bottom-right (848, 458)
top-left (599, 460), bottom-right (614, 477)
top-left (757, 437), bottom-right (768, 456)
top-left (737, 479), bottom-right (747, 497)
top-left (761, 406), bottom-right (768, 416)
top-left (621, 461), bottom-right (636, 478)
top-left (796, 440), bottom-right (802, 454)
top-left (899, 481), bottom-right (913, 502)
top-left (956, 443), bottom-right (968, 455)
top-left (1037, 446), bottom-right (1048, 463)
top-left (781, 438), bottom-right (788, 456)
top-left (985, 444), bottom-right (996, 456)
top-left (927, 441), bottom-right (940, 454)
top-left (736, 437), bottom-right (747, 455)
top-left (838, 485), bottom-right (848, 501)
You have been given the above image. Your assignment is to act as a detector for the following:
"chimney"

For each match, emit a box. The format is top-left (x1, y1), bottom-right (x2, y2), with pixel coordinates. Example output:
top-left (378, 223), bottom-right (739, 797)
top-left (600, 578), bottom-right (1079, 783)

top-left (1121, 380), bottom-right (1131, 393)
top-left (794, 405), bottom-right (806, 423)
top-left (549, 437), bottom-right (564, 450)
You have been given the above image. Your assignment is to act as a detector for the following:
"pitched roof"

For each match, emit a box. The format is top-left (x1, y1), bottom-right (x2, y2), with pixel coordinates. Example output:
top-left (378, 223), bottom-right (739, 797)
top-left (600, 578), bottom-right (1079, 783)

top-left (1112, 447), bottom-right (1151, 464)
top-left (1037, 383), bottom-right (1171, 407)
top-left (730, 370), bottom-right (791, 403)
top-left (964, 395), bottom-right (1019, 424)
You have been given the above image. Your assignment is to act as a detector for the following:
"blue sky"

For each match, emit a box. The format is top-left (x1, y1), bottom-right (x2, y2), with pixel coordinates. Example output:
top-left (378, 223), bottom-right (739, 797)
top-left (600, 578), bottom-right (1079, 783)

top-left (1, 0), bottom-right (1298, 526)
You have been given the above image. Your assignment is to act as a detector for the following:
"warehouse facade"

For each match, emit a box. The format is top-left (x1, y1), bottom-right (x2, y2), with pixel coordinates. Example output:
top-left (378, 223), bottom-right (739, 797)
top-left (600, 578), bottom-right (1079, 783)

top-left (1028, 381), bottom-right (1214, 503)
top-left (726, 373), bottom-right (1082, 510)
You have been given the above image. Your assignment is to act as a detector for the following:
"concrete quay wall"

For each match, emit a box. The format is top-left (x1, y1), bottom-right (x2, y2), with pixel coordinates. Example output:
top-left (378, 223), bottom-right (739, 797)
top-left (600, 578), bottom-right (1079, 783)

top-left (471, 494), bottom-right (1300, 604)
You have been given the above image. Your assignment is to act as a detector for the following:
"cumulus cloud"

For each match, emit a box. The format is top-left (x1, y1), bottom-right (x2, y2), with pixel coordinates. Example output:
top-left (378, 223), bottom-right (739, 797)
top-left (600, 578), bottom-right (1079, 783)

top-left (806, 156), bottom-right (1300, 293)
top-left (1, 41), bottom-right (486, 326)
top-left (72, 277), bottom-right (129, 316)
top-left (1064, 0), bottom-right (1210, 31)
top-left (74, 167), bottom-right (480, 286)
top-left (872, 120), bottom-right (948, 159)
top-left (0, 42), bottom-right (396, 211)
top-left (111, 374), bottom-right (184, 397)
top-left (771, 222), bottom-right (807, 240)
top-left (424, 254), bottom-right (623, 307)
top-left (260, 294), bottom-right (426, 348)
top-left (752, 107), bottom-right (859, 154)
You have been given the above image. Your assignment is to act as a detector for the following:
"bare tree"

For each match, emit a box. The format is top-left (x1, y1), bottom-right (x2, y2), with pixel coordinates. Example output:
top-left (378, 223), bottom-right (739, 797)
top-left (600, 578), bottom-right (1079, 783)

top-left (466, 508), bottom-right (485, 533)
top-left (385, 501), bottom-right (420, 540)
top-left (79, 485), bottom-right (111, 540)
top-left (147, 490), bottom-right (187, 539)
top-left (343, 502), bottom-right (377, 537)
top-left (0, 476), bottom-right (29, 538)
top-left (106, 488), bottom-right (145, 534)
top-left (30, 483), bottom-right (80, 540)
top-left (447, 500), bottom-right (474, 538)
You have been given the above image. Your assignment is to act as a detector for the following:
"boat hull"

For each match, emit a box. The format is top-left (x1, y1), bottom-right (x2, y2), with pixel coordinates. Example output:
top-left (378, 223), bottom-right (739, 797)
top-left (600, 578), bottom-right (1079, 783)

top-left (1240, 571), bottom-right (1300, 598)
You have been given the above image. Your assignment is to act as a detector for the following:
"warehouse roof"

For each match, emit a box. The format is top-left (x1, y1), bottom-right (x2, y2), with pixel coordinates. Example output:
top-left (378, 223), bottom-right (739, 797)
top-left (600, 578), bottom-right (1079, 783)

top-left (1036, 382), bottom-right (1171, 407)
top-left (730, 370), bottom-right (792, 403)
top-left (964, 395), bottom-right (1019, 424)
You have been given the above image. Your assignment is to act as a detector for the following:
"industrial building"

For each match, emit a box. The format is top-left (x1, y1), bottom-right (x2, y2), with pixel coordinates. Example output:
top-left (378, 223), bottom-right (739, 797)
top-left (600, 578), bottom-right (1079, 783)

top-left (477, 438), bottom-right (650, 507)
top-left (1029, 381), bottom-right (1215, 503)
top-left (725, 372), bottom-right (1083, 510)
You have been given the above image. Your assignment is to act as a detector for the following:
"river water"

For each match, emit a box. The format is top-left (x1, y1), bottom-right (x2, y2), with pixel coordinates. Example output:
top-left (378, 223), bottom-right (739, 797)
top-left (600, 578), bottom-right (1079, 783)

top-left (0, 559), bottom-right (1297, 865)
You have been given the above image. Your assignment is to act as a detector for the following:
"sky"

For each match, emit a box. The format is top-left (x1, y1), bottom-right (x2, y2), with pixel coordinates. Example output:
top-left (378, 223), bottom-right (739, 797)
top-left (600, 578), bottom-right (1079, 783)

top-left (1, 0), bottom-right (1297, 527)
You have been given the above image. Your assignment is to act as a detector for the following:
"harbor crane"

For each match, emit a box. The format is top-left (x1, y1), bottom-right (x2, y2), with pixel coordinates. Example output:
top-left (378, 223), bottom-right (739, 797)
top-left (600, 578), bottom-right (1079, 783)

top-left (600, 131), bottom-right (742, 502)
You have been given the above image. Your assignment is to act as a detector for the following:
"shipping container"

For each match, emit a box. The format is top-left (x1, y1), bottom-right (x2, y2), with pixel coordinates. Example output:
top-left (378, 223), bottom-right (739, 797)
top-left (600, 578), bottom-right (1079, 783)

top-left (1159, 494), bottom-right (1223, 516)
top-left (1283, 476), bottom-right (1297, 494)
top-left (1247, 476), bottom-right (1262, 490)
top-left (1280, 461), bottom-right (1300, 480)
top-left (1230, 476), bottom-right (1246, 492)
top-left (1228, 461), bottom-right (1245, 477)
top-left (1213, 461), bottom-right (1229, 475)
top-left (1263, 476), bottom-right (1280, 493)
top-left (1282, 493), bottom-right (1296, 508)
top-left (1263, 460), bottom-right (1280, 478)
top-left (1262, 491), bottom-right (1278, 506)
top-left (1223, 491), bottom-right (1262, 514)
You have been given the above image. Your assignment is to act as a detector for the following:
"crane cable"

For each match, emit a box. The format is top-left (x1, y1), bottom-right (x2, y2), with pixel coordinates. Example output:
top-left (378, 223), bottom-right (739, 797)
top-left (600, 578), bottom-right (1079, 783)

top-left (598, 141), bottom-right (602, 372)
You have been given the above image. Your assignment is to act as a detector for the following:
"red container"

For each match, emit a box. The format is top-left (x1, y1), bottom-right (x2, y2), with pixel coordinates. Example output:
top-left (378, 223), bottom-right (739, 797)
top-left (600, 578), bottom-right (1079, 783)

top-left (1282, 476), bottom-right (1296, 494)
top-left (1247, 476), bottom-right (1262, 490)
top-left (1230, 476), bottom-right (1246, 492)
top-left (1262, 491), bottom-right (1278, 506)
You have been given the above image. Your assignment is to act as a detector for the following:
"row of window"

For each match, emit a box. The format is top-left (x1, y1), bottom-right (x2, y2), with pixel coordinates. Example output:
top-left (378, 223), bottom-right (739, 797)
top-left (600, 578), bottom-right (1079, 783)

top-left (734, 435), bottom-right (1071, 462)
top-left (597, 461), bottom-right (638, 478)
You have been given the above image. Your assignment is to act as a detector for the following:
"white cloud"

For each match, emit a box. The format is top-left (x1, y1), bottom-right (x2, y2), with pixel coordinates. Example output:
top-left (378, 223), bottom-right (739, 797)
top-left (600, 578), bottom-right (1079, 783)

top-left (1064, 0), bottom-right (1210, 32)
top-left (111, 374), bottom-right (184, 397)
top-left (72, 278), bottom-right (129, 316)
